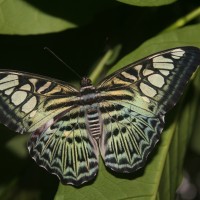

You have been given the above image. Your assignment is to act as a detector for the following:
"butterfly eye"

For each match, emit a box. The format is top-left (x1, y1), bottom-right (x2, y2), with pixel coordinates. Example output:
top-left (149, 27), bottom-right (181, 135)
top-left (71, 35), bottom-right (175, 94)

top-left (81, 77), bottom-right (92, 87)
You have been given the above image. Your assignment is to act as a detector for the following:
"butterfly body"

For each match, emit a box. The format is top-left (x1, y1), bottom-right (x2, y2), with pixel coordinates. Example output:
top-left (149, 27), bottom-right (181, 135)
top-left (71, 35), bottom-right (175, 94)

top-left (0, 46), bottom-right (200, 186)
top-left (66, 77), bottom-right (103, 141)
top-left (85, 105), bottom-right (102, 141)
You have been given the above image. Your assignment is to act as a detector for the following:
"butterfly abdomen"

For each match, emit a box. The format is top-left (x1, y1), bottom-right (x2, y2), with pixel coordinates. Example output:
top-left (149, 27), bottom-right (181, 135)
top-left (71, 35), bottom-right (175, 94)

top-left (86, 107), bottom-right (101, 141)
top-left (79, 78), bottom-right (102, 141)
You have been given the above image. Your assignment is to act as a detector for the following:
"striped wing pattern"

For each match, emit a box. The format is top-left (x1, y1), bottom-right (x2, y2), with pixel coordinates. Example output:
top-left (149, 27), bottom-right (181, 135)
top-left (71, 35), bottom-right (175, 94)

top-left (99, 101), bottom-right (164, 172)
top-left (0, 46), bottom-right (200, 186)
top-left (28, 107), bottom-right (99, 185)
top-left (0, 71), bottom-right (99, 185)
top-left (0, 70), bottom-right (79, 133)
top-left (98, 47), bottom-right (200, 114)
top-left (97, 47), bottom-right (200, 172)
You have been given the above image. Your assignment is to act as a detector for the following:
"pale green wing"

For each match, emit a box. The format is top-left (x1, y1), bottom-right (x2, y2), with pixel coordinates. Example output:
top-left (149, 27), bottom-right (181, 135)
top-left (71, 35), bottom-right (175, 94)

top-left (28, 107), bottom-right (99, 186)
top-left (99, 101), bottom-right (163, 172)
top-left (0, 70), bottom-right (79, 133)
top-left (97, 47), bottom-right (200, 172)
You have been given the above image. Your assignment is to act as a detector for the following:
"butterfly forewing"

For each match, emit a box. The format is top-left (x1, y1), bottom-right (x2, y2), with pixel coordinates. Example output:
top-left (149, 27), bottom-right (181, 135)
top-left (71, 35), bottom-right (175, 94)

top-left (0, 70), bottom-right (79, 133)
top-left (98, 47), bottom-right (200, 114)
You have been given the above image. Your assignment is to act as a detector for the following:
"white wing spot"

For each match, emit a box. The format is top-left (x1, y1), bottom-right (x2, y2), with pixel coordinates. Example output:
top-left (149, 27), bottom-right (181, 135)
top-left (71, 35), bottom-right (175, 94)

top-left (143, 69), bottom-right (154, 76)
top-left (0, 80), bottom-right (19, 90)
top-left (22, 96), bottom-right (37, 113)
top-left (37, 82), bottom-right (51, 93)
top-left (29, 78), bottom-right (38, 85)
top-left (0, 75), bottom-right (18, 83)
top-left (148, 74), bottom-right (165, 88)
top-left (135, 65), bottom-right (142, 71)
top-left (11, 91), bottom-right (27, 105)
top-left (153, 55), bottom-right (174, 69)
top-left (153, 62), bottom-right (174, 69)
top-left (171, 49), bottom-right (185, 57)
top-left (140, 83), bottom-right (157, 97)
top-left (153, 56), bottom-right (173, 63)
top-left (121, 72), bottom-right (137, 81)
top-left (159, 70), bottom-right (170, 76)
top-left (20, 84), bottom-right (31, 91)
top-left (4, 88), bottom-right (14, 95)
top-left (172, 55), bottom-right (180, 59)
top-left (141, 96), bottom-right (150, 103)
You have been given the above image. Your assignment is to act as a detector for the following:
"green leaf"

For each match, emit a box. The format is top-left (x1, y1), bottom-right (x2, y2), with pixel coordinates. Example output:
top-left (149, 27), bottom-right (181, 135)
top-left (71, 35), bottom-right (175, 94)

top-left (110, 24), bottom-right (200, 73)
top-left (0, 0), bottom-right (115, 35)
top-left (116, 0), bottom-right (176, 7)
top-left (188, 70), bottom-right (200, 155)
top-left (55, 24), bottom-right (200, 200)
top-left (5, 135), bottom-right (28, 159)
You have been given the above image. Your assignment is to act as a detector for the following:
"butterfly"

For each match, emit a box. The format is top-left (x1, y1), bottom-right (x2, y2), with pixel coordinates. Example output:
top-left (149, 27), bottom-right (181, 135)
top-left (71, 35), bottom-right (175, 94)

top-left (0, 46), bottom-right (200, 186)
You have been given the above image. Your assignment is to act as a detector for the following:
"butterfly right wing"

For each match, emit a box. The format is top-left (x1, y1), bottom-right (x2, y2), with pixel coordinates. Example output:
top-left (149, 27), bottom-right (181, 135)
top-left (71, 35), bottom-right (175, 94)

top-left (97, 47), bottom-right (200, 173)
top-left (0, 70), bottom-right (79, 134)
top-left (98, 47), bottom-right (200, 114)
top-left (98, 98), bottom-right (164, 173)
top-left (28, 106), bottom-right (99, 186)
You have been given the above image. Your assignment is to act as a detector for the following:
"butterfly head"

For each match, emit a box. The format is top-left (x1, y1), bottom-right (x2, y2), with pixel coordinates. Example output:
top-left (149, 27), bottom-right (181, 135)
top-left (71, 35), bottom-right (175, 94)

top-left (81, 77), bottom-right (92, 87)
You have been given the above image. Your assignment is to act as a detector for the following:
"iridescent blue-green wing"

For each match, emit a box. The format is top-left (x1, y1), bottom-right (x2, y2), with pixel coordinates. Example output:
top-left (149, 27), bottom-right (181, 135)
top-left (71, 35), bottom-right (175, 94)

top-left (97, 47), bottom-right (200, 172)
top-left (0, 70), bottom-right (79, 134)
top-left (28, 107), bottom-right (99, 186)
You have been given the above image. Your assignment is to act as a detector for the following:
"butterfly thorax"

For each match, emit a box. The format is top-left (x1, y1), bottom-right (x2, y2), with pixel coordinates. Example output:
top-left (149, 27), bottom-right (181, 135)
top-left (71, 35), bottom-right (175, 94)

top-left (79, 77), bottom-right (98, 104)
top-left (79, 77), bottom-right (102, 141)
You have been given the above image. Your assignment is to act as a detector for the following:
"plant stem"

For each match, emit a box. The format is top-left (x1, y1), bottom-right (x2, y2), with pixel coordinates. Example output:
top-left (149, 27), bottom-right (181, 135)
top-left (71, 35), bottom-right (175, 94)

top-left (162, 6), bottom-right (200, 32)
top-left (89, 49), bottom-right (113, 83)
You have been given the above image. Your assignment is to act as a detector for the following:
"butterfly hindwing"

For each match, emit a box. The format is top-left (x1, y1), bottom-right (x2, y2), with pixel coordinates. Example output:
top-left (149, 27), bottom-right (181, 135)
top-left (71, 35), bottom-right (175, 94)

top-left (0, 70), bottom-right (79, 133)
top-left (99, 101), bottom-right (164, 172)
top-left (28, 106), bottom-right (99, 186)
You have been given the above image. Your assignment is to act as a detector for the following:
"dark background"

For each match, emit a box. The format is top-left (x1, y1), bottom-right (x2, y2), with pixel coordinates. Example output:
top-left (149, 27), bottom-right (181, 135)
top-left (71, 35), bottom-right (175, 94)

top-left (0, 0), bottom-right (199, 199)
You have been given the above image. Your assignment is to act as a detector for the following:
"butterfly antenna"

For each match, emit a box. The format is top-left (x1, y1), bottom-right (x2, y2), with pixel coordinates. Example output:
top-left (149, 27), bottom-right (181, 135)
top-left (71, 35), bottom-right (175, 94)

top-left (44, 47), bottom-right (82, 79)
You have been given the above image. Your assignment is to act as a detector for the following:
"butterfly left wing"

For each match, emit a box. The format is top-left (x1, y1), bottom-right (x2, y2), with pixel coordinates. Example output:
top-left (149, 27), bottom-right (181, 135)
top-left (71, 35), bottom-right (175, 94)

top-left (97, 46), bottom-right (200, 172)
top-left (0, 70), bottom-right (79, 134)
top-left (0, 70), bottom-right (99, 185)
top-left (28, 107), bottom-right (99, 186)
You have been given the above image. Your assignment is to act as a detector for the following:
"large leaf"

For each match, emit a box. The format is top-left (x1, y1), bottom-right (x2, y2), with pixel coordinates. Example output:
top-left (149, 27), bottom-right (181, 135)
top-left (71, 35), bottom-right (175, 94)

top-left (0, 0), bottom-right (115, 35)
top-left (55, 24), bottom-right (200, 200)
top-left (116, 0), bottom-right (176, 7)
top-left (0, 134), bottom-right (28, 200)
top-left (188, 72), bottom-right (200, 155)
top-left (110, 25), bottom-right (200, 73)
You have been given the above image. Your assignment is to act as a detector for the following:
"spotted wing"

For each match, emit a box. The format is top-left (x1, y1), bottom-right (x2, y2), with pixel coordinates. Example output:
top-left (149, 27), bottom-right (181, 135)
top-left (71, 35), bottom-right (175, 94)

top-left (97, 46), bottom-right (200, 172)
top-left (98, 47), bottom-right (200, 114)
top-left (0, 70), bottom-right (79, 133)
top-left (28, 107), bottom-right (99, 186)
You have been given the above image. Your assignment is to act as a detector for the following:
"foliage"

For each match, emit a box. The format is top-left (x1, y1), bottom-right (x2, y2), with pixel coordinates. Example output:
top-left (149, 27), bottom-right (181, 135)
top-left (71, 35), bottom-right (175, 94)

top-left (0, 0), bottom-right (200, 200)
